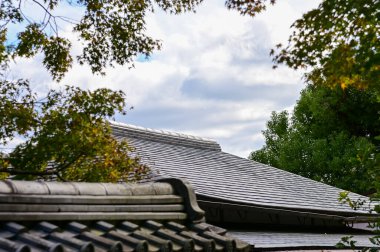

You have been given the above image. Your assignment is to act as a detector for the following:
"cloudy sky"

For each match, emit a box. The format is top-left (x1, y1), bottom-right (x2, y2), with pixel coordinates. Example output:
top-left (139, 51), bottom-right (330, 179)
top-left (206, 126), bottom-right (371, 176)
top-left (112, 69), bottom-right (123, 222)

top-left (7, 0), bottom-right (321, 158)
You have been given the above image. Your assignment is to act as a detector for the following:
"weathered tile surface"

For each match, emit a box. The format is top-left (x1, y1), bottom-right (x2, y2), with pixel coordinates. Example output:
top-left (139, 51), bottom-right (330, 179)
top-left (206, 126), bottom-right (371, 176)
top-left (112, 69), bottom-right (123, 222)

top-left (111, 122), bottom-right (371, 216)
top-left (0, 220), bottom-right (249, 252)
top-left (229, 230), bottom-right (377, 251)
top-left (0, 179), bottom-right (250, 252)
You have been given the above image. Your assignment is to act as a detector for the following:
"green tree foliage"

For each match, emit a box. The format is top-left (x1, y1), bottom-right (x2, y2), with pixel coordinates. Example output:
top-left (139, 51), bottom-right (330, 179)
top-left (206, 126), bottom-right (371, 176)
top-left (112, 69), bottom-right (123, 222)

top-left (0, 0), bottom-right (276, 81)
top-left (0, 81), bottom-right (148, 181)
top-left (255, 0), bottom-right (380, 247)
top-left (271, 0), bottom-right (380, 93)
top-left (250, 85), bottom-right (380, 195)
top-left (266, 0), bottom-right (380, 196)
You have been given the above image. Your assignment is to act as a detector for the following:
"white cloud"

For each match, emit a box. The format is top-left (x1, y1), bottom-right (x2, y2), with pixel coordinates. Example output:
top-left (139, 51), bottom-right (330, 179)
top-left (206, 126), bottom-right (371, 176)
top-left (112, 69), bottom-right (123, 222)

top-left (5, 0), bottom-right (321, 158)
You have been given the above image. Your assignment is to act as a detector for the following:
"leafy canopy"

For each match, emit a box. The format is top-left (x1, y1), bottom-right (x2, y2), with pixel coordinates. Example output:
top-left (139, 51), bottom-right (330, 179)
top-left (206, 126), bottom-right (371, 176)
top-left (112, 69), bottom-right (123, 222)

top-left (0, 81), bottom-right (148, 181)
top-left (0, 0), bottom-right (276, 81)
top-left (255, 0), bottom-right (380, 246)
top-left (250, 85), bottom-right (380, 195)
top-left (264, 0), bottom-right (380, 196)
top-left (272, 0), bottom-right (380, 92)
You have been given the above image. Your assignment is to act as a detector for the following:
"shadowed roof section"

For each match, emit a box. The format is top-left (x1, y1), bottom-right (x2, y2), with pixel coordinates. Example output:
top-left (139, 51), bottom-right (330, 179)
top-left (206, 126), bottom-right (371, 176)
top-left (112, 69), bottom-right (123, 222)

top-left (110, 122), bottom-right (371, 217)
top-left (0, 179), bottom-right (250, 252)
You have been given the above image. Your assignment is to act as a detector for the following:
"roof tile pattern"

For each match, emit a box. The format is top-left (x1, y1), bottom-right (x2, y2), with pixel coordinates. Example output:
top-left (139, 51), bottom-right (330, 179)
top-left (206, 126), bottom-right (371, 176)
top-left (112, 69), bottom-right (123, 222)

top-left (0, 179), bottom-right (250, 252)
top-left (111, 123), bottom-right (370, 216)
top-left (229, 231), bottom-right (377, 251)
top-left (0, 220), bottom-right (248, 252)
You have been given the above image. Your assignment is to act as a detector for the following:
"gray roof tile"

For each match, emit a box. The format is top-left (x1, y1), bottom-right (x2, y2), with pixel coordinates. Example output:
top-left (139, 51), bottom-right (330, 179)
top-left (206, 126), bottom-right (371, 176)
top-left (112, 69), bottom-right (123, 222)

top-left (110, 122), bottom-right (372, 216)
top-left (111, 122), bottom-right (221, 151)
top-left (0, 220), bottom-right (247, 252)
top-left (0, 179), bottom-right (250, 252)
top-left (229, 230), bottom-right (378, 250)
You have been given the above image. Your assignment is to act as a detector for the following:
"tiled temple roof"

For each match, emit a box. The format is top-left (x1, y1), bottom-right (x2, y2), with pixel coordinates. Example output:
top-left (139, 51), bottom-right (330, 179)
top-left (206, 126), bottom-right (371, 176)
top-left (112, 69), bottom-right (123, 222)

top-left (108, 123), bottom-right (379, 251)
top-left (110, 122), bottom-right (371, 217)
top-left (0, 179), bottom-right (250, 252)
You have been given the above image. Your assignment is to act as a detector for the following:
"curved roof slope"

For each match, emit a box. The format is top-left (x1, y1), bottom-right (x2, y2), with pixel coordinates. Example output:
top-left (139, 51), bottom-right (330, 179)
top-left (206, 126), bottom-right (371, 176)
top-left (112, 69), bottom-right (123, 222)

top-left (111, 122), bottom-right (370, 216)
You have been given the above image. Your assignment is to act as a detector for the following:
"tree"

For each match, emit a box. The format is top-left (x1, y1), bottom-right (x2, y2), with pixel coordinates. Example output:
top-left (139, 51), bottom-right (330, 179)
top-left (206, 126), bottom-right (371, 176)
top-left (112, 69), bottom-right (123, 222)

top-left (0, 80), bottom-right (149, 181)
top-left (0, 0), bottom-right (275, 81)
top-left (250, 85), bottom-right (380, 195)
top-left (256, 0), bottom-right (380, 247)
top-left (271, 0), bottom-right (380, 93)
top-left (266, 0), bottom-right (380, 195)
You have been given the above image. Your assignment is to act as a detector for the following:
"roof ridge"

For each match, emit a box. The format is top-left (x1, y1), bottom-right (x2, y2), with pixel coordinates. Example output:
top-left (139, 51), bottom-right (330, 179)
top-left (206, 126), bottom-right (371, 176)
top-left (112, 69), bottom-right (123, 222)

top-left (0, 180), bottom-right (175, 196)
top-left (110, 121), bottom-right (222, 151)
top-left (0, 178), bottom-right (207, 224)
